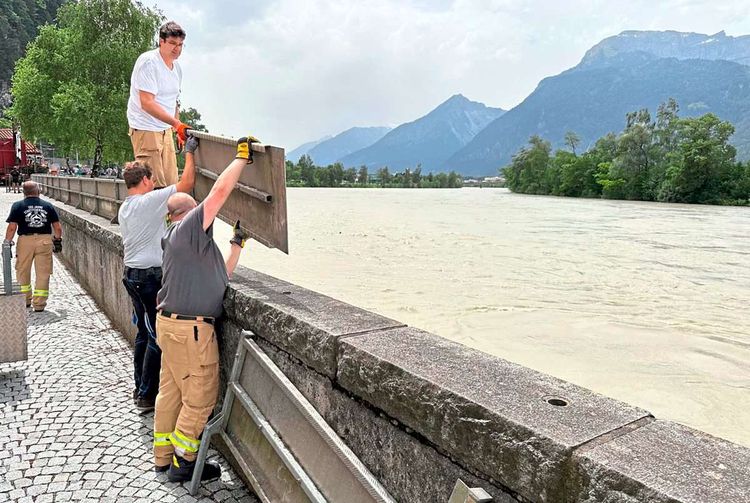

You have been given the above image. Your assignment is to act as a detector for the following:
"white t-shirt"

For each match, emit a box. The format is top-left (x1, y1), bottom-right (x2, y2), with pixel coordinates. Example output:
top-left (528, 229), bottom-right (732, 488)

top-left (127, 49), bottom-right (182, 131)
top-left (119, 185), bottom-right (177, 268)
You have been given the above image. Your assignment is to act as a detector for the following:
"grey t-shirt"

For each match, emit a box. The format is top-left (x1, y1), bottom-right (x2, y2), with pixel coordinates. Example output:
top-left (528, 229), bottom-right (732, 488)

top-left (119, 185), bottom-right (176, 268)
top-left (157, 202), bottom-right (228, 317)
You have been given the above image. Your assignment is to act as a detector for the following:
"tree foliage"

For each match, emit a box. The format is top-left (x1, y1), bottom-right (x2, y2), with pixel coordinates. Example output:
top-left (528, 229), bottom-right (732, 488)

top-left (285, 156), bottom-right (462, 188)
top-left (10, 0), bottom-right (161, 169)
top-left (504, 99), bottom-right (749, 205)
top-left (0, 0), bottom-right (66, 86)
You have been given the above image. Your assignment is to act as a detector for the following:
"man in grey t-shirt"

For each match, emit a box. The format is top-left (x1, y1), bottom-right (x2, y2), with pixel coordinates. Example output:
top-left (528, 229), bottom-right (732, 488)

top-left (153, 135), bottom-right (256, 483)
top-left (119, 136), bottom-right (197, 413)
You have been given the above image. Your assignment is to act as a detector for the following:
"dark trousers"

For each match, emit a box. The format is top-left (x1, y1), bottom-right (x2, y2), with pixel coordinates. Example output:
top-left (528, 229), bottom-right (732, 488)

top-left (123, 266), bottom-right (162, 401)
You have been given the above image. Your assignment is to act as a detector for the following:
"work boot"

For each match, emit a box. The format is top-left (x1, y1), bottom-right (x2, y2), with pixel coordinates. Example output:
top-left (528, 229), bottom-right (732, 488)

top-left (132, 389), bottom-right (138, 405)
top-left (135, 397), bottom-right (155, 413)
top-left (167, 455), bottom-right (221, 483)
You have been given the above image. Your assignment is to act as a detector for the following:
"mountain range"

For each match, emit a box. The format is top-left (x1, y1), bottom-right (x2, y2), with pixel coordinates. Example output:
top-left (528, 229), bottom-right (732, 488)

top-left (289, 30), bottom-right (750, 176)
top-left (305, 126), bottom-right (392, 166)
top-left (339, 95), bottom-right (504, 171)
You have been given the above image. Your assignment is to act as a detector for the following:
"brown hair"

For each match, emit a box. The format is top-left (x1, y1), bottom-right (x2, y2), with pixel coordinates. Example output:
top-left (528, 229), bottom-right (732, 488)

top-left (123, 161), bottom-right (152, 188)
top-left (159, 21), bottom-right (186, 41)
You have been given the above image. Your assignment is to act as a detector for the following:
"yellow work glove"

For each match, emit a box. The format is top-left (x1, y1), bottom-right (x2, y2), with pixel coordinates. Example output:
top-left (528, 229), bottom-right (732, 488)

top-left (236, 135), bottom-right (261, 164)
top-left (230, 220), bottom-right (250, 248)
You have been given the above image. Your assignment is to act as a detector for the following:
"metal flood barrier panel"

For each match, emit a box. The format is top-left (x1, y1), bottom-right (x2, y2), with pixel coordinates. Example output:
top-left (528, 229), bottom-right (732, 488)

top-left (1, 242), bottom-right (28, 364)
top-left (31, 131), bottom-right (288, 253)
top-left (189, 130), bottom-right (288, 254)
top-left (191, 332), bottom-right (395, 503)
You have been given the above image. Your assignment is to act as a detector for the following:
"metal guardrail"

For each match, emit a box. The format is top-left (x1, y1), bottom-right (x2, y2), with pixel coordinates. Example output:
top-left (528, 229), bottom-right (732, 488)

top-left (32, 175), bottom-right (125, 223)
top-left (192, 332), bottom-right (396, 502)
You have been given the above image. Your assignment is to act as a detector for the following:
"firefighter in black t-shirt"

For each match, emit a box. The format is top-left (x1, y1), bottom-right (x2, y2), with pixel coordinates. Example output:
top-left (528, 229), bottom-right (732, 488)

top-left (4, 181), bottom-right (63, 311)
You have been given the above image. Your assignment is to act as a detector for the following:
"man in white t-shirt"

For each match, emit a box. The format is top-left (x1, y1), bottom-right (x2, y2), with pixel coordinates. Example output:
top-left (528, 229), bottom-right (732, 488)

top-left (119, 136), bottom-right (198, 413)
top-left (127, 21), bottom-right (190, 188)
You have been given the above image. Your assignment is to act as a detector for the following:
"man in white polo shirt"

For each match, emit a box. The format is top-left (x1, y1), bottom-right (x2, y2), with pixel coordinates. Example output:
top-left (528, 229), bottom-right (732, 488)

top-left (119, 136), bottom-right (198, 413)
top-left (127, 21), bottom-right (190, 188)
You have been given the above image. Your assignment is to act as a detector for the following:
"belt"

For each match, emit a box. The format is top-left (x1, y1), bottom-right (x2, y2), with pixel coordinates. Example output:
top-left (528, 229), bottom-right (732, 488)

top-left (124, 266), bottom-right (162, 281)
top-left (159, 310), bottom-right (215, 325)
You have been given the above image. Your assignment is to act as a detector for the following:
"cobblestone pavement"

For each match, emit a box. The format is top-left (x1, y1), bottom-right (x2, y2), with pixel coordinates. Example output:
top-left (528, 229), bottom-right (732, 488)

top-left (0, 190), bottom-right (258, 503)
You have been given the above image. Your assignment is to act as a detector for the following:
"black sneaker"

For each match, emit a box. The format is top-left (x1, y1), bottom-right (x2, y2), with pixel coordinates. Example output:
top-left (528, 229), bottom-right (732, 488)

top-left (135, 397), bottom-right (155, 413)
top-left (167, 455), bottom-right (221, 483)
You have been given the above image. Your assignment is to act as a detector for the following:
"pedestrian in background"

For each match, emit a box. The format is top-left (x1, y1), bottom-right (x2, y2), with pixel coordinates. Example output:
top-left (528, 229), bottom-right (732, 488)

top-left (4, 181), bottom-right (62, 311)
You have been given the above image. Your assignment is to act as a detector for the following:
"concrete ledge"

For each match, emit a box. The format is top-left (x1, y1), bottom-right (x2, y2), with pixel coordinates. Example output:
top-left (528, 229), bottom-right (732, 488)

top-left (337, 326), bottom-right (651, 502)
top-left (575, 420), bottom-right (750, 503)
top-left (224, 265), bottom-right (404, 377)
top-left (54, 202), bottom-right (132, 341)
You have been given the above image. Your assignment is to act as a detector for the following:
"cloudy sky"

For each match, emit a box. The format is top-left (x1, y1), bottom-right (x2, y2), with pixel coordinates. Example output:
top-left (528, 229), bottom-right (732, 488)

top-left (146, 0), bottom-right (750, 151)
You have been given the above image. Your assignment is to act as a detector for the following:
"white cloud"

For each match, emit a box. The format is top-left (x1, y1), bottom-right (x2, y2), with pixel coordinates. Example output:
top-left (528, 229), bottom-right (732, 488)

top-left (147, 0), bottom-right (750, 150)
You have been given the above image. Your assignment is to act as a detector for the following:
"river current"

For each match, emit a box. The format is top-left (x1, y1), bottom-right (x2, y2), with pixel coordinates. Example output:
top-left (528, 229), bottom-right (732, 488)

top-left (213, 187), bottom-right (750, 447)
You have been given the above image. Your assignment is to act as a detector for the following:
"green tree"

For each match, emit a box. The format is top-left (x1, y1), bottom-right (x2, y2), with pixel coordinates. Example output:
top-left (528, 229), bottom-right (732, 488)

top-left (659, 113), bottom-right (736, 203)
top-left (357, 165), bottom-right (368, 186)
top-left (179, 107), bottom-right (208, 132)
top-left (505, 135), bottom-right (552, 194)
top-left (285, 159), bottom-right (302, 186)
top-left (344, 167), bottom-right (357, 185)
top-left (298, 154), bottom-right (316, 186)
top-left (0, 0), bottom-right (65, 86)
top-left (412, 165), bottom-right (422, 187)
top-left (603, 109), bottom-right (657, 200)
top-left (377, 166), bottom-right (391, 187)
top-left (564, 130), bottom-right (581, 155)
top-left (10, 0), bottom-right (160, 169)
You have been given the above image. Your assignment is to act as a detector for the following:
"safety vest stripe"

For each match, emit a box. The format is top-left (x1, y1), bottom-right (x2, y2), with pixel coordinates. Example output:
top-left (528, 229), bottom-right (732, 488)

top-left (170, 429), bottom-right (200, 452)
top-left (169, 435), bottom-right (196, 454)
top-left (20, 284), bottom-right (31, 292)
top-left (154, 432), bottom-right (171, 447)
top-left (171, 430), bottom-right (200, 451)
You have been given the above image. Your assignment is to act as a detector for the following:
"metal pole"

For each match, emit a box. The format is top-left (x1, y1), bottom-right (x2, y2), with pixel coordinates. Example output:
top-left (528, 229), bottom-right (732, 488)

top-left (2, 241), bottom-right (13, 296)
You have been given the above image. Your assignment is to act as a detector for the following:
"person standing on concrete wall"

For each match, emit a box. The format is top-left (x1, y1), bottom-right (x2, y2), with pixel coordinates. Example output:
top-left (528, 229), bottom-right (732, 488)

top-left (152, 135), bottom-right (255, 482)
top-left (119, 136), bottom-right (199, 414)
top-left (4, 181), bottom-right (62, 311)
top-left (127, 21), bottom-right (190, 189)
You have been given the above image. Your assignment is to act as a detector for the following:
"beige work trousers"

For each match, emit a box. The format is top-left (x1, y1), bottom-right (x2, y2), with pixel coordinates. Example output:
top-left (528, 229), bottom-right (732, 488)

top-left (15, 234), bottom-right (53, 310)
top-left (153, 313), bottom-right (219, 467)
top-left (129, 128), bottom-right (178, 188)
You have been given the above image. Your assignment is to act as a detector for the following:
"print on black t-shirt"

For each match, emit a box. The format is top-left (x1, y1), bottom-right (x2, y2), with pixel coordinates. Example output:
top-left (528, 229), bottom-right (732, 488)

top-left (5, 197), bottom-right (60, 236)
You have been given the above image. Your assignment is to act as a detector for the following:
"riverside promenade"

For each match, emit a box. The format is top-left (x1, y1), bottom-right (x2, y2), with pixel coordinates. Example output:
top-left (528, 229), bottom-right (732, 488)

top-left (0, 190), bottom-right (257, 503)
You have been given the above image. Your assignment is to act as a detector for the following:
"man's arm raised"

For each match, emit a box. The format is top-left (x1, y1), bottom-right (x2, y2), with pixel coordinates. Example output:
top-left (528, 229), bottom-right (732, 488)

top-left (201, 136), bottom-right (257, 232)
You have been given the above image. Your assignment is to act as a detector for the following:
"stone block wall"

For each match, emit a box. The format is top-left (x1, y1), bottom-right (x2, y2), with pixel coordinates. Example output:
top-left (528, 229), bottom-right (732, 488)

top-left (53, 200), bottom-right (750, 503)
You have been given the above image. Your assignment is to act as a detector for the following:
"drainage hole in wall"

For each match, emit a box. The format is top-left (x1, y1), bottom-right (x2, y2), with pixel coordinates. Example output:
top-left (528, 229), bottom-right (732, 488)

top-left (281, 291), bottom-right (292, 295)
top-left (546, 397), bottom-right (569, 407)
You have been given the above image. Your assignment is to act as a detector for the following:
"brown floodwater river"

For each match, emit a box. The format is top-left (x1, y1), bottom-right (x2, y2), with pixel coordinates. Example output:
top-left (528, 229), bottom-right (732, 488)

top-left (212, 187), bottom-right (750, 447)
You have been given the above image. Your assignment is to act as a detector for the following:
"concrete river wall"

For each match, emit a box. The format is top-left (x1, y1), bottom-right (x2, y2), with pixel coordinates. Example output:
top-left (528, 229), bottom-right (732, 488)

top-left (52, 199), bottom-right (750, 503)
